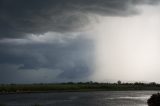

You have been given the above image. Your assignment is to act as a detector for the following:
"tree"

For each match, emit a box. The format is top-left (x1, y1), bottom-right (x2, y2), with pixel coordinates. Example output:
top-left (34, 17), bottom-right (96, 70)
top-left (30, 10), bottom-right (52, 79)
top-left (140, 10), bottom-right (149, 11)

top-left (117, 80), bottom-right (121, 85)
top-left (147, 93), bottom-right (160, 106)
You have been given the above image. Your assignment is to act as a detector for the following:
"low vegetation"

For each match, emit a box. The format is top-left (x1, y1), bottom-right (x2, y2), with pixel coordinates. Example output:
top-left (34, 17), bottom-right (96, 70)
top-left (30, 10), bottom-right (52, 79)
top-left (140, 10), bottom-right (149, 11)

top-left (0, 81), bottom-right (160, 93)
top-left (147, 93), bottom-right (160, 106)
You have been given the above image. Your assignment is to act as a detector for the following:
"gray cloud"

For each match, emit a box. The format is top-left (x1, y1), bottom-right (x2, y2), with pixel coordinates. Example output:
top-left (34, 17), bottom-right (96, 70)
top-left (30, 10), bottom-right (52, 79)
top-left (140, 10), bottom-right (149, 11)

top-left (0, 0), bottom-right (159, 39)
top-left (0, 35), bottom-right (94, 83)
top-left (0, 0), bottom-right (160, 83)
top-left (0, 64), bottom-right (62, 83)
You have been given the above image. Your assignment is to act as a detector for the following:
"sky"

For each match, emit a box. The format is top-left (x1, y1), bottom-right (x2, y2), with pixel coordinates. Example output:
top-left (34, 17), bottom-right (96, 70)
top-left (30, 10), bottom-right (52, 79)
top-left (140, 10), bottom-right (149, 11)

top-left (0, 0), bottom-right (160, 83)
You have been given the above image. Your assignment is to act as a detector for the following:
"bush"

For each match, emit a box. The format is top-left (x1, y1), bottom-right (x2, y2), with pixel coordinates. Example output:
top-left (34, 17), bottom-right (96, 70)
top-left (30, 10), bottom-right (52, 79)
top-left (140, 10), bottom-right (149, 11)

top-left (147, 93), bottom-right (160, 106)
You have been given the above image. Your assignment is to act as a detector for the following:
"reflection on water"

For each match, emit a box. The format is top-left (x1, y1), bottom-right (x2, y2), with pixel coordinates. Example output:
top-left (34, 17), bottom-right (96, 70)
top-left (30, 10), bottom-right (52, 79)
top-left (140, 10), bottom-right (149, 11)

top-left (0, 91), bottom-right (158, 106)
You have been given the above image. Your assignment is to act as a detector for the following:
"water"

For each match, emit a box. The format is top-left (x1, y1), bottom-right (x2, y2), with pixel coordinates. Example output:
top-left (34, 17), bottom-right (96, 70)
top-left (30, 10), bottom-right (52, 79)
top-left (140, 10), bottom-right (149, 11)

top-left (0, 91), bottom-right (158, 106)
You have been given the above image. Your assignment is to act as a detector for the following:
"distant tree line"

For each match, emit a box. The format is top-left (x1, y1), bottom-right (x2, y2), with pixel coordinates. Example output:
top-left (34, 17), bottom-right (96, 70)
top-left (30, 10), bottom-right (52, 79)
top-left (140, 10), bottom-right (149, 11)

top-left (56, 81), bottom-right (159, 86)
top-left (0, 81), bottom-right (160, 93)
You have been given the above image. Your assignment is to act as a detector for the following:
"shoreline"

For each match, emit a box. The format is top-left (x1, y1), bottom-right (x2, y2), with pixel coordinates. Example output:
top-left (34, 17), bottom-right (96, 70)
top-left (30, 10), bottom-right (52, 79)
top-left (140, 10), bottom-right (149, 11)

top-left (0, 89), bottom-right (159, 95)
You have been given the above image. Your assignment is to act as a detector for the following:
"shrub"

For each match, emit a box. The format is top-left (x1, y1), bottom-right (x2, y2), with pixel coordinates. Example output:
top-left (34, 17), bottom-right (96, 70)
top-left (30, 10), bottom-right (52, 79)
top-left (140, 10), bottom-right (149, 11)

top-left (147, 93), bottom-right (160, 106)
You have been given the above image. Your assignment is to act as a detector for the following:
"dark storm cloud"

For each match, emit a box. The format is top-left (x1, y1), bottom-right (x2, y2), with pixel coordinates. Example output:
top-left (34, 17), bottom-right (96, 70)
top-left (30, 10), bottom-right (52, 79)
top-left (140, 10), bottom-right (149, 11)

top-left (0, 0), bottom-right (159, 83)
top-left (0, 36), bottom-right (94, 83)
top-left (0, 0), bottom-right (159, 38)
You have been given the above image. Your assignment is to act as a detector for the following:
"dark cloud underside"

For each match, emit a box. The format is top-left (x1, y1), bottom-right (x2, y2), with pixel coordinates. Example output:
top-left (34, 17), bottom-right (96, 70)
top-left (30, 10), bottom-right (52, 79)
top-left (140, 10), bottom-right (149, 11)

top-left (0, 0), bottom-right (159, 38)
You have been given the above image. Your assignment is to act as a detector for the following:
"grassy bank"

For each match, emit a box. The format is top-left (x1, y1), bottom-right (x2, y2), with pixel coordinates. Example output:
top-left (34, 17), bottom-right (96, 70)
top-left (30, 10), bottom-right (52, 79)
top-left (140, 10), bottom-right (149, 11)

top-left (0, 82), bottom-right (160, 93)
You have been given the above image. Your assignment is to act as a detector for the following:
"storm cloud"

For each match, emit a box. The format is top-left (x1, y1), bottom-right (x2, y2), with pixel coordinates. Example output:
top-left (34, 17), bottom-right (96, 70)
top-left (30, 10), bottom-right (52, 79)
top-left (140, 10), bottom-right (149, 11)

top-left (0, 0), bottom-right (159, 38)
top-left (0, 33), bottom-right (94, 83)
top-left (0, 0), bottom-right (160, 83)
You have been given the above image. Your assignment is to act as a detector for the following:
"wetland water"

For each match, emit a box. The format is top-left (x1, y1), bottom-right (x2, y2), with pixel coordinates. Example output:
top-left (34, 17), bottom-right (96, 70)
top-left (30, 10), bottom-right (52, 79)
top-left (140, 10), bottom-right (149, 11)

top-left (0, 91), bottom-right (158, 106)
